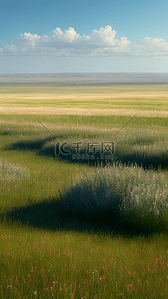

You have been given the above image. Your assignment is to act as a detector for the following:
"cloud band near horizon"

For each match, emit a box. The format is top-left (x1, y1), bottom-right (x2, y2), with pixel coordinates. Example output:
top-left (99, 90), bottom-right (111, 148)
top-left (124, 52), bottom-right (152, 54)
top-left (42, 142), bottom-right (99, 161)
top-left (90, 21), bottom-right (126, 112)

top-left (1, 25), bottom-right (168, 58)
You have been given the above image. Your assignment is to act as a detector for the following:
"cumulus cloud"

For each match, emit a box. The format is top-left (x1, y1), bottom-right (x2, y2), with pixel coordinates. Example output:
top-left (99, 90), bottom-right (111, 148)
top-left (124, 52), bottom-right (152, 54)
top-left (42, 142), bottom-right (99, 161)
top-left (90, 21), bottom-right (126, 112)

top-left (1, 25), bottom-right (168, 57)
top-left (0, 44), bottom-right (17, 55)
top-left (18, 32), bottom-right (41, 48)
top-left (140, 36), bottom-right (168, 55)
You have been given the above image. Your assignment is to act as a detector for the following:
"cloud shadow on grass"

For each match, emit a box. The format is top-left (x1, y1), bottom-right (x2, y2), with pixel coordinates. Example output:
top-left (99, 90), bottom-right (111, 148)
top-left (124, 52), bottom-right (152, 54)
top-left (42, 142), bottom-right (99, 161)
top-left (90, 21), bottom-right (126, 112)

top-left (5, 135), bottom-right (168, 170)
top-left (2, 134), bottom-right (168, 237)
top-left (1, 196), bottom-right (119, 236)
top-left (2, 194), bottom-right (168, 238)
top-left (5, 136), bottom-right (53, 151)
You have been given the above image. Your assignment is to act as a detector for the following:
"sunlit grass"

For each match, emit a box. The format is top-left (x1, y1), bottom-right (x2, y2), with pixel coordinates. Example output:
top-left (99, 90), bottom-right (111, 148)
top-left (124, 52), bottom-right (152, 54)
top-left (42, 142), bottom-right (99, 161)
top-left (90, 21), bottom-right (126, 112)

top-left (0, 83), bottom-right (168, 298)
top-left (1, 222), bottom-right (168, 298)
top-left (1, 84), bottom-right (168, 111)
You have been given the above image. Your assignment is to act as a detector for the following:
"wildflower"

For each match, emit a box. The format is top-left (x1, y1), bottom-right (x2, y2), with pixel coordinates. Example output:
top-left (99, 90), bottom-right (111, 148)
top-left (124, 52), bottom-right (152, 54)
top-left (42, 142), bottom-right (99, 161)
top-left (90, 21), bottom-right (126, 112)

top-left (34, 291), bottom-right (37, 295)
top-left (127, 284), bottom-right (132, 292)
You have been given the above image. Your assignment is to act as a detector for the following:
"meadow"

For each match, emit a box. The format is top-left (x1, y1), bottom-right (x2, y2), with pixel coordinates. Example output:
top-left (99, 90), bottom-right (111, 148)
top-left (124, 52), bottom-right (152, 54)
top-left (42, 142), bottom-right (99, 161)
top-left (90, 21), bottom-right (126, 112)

top-left (0, 83), bottom-right (168, 298)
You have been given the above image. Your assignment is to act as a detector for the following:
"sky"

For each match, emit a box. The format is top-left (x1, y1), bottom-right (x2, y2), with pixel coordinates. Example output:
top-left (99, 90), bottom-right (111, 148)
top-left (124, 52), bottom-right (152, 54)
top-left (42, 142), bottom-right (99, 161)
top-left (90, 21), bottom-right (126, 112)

top-left (0, 0), bottom-right (168, 73)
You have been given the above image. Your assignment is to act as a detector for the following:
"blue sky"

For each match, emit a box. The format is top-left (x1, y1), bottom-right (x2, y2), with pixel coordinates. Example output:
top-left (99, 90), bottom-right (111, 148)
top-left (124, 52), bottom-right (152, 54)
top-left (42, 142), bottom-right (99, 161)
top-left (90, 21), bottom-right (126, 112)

top-left (1, 0), bottom-right (168, 73)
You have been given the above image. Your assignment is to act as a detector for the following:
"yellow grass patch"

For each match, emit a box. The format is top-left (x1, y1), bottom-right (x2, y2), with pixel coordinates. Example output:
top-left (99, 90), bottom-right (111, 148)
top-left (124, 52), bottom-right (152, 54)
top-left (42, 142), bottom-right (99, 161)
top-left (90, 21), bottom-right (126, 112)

top-left (1, 92), bottom-right (168, 101)
top-left (0, 106), bottom-right (168, 118)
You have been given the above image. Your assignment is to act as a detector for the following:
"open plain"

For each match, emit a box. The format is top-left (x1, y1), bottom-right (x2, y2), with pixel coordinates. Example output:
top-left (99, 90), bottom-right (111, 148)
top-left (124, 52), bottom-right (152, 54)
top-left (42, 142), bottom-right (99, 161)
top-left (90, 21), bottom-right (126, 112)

top-left (0, 82), bottom-right (168, 298)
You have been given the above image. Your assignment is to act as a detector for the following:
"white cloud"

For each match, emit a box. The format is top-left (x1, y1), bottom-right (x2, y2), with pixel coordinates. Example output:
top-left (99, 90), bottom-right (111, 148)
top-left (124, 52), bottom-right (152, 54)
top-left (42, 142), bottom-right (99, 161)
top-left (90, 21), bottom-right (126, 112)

top-left (1, 26), bottom-right (168, 57)
top-left (91, 25), bottom-right (116, 46)
top-left (18, 32), bottom-right (41, 43)
top-left (0, 44), bottom-right (17, 55)
top-left (64, 27), bottom-right (80, 41)
top-left (52, 27), bottom-right (63, 37)
top-left (129, 36), bottom-right (168, 56)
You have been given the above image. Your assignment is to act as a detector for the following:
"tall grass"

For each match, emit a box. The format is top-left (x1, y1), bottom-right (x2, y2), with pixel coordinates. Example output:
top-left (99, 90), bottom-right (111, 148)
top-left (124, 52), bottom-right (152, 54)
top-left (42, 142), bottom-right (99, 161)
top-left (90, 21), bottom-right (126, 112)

top-left (59, 162), bottom-right (168, 235)
top-left (1, 223), bottom-right (168, 299)
top-left (0, 158), bottom-right (30, 183)
top-left (1, 84), bottom-right (168, 298)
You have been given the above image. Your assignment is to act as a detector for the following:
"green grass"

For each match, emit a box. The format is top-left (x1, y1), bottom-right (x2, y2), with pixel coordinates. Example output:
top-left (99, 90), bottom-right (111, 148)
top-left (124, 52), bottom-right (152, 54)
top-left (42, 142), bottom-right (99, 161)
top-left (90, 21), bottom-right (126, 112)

top-left (59, 163), bottom-right (168, 233)
top-left (1, 83), bottom-right (168, 110)
top-left (0, 158), bottom-right (30, 183)
top-left (0, 84), bottom-right (168, 298)
top-left (1, 114), bottom-right (168, 128)
top-left (1, 223), bottom-right (168, 299)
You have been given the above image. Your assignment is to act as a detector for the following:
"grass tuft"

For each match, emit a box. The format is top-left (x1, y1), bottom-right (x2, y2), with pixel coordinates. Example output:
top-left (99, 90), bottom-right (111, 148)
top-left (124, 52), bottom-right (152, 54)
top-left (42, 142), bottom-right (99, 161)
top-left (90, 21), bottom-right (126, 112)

top-left (0, 158), bottom-right (30, 183)
top-left (59, 163), bottom-right (168, 235)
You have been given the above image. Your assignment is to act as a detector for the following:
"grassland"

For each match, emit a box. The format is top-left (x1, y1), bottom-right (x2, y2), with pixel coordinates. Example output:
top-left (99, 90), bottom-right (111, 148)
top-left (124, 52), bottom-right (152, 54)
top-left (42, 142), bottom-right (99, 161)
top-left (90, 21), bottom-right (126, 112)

top-left (0, 83), bottom-right (168, 298)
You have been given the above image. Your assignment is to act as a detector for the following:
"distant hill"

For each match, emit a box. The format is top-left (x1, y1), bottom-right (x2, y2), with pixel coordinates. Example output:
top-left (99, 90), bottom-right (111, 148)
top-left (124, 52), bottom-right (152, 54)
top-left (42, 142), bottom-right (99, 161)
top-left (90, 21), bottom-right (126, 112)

top-left (0, 72), bottom-right (168, 84)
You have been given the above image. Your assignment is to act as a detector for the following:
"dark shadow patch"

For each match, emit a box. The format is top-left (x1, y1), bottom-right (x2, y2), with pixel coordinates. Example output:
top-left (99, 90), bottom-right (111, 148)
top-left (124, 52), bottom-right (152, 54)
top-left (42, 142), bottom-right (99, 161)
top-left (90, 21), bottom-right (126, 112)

top-left (115, 146), bottom-right (168, 170)
top-left (5, 136), bottom-right (54, 152)
top-left (1, 131), bottom-right (13, 136)
top-left (5, 134), bottom-right (168, 170)
top-left (38, 141), bottom-right (168, 170)
top-left (2, 195), bottom-right (168, 238)
top-left (2, 198), bottom-right (119, 237)
top-left (0, 129), bottom-right (18, 136)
